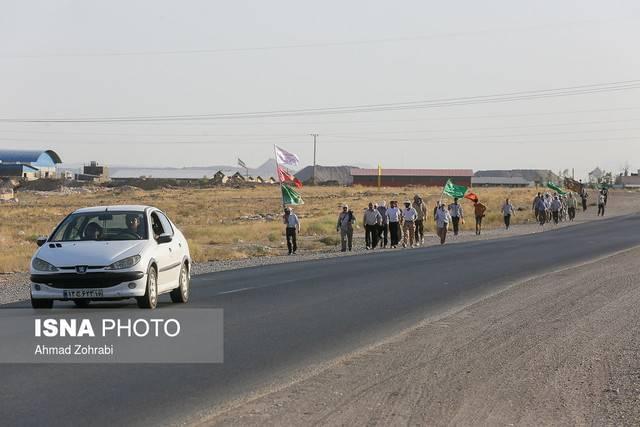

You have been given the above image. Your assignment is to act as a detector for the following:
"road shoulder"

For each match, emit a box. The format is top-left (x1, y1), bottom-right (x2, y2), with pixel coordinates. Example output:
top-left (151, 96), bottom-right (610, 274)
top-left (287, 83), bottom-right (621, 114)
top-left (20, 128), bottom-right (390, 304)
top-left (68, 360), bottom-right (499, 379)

top-left (201, 246), bottom-right (640, 426)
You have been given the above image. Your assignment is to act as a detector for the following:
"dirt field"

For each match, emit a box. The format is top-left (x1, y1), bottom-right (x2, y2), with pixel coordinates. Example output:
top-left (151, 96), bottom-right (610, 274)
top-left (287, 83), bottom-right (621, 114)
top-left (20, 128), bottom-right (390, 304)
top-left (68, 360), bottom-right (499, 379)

top-left (0, 185), bottom-right (636, 273)
top-left (201, 245), bottom-right (640, 427)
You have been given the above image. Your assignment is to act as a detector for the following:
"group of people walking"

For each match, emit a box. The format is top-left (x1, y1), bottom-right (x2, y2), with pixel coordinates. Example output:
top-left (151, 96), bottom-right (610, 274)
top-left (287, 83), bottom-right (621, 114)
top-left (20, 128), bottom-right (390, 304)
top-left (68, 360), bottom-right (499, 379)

top-left (284, 187), bottom-right (611, 255)
top-left (531, 187), bottom-right (607, 225)
top-left (335, 194), bottom-right (492, 251)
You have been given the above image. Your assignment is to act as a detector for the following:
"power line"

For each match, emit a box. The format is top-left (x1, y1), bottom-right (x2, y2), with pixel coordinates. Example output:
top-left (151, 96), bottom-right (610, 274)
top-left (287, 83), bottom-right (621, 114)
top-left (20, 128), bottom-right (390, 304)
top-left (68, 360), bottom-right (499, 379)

top-left (1, 120), bottom-right (639, 139)
top-left (0, 19), bottom-right (608, 60)
top-left (1, 80), bottom-right (639, 123)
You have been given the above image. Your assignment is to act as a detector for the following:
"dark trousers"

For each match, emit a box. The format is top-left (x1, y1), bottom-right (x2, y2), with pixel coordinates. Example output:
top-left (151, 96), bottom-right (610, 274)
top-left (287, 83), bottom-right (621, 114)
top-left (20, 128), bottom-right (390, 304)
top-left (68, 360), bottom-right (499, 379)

top-left (504, 214), bottom-right (511, 229)
top-left (378, 223), bottom-right (389, 247)
top-left (451, 216), bottom-right (460, 235)
top-left (582, 198), bottom-right (587, 211)
top-left (365, 224), bottom-right (379, 248)
top-left (414, 219), bottom-right (424, 241)
top-left (568, 207), bottom-right (576, 220)
top-left (389, 222), bottom-right (400, 246)
top-left (598, 204), bottom-right (605, 216)
top-left (286, 227), bottom-right (297, 253)
top-left (538, 210), bottom-right (546, 225)
top-left (552, 211), bottom-right (559, 224)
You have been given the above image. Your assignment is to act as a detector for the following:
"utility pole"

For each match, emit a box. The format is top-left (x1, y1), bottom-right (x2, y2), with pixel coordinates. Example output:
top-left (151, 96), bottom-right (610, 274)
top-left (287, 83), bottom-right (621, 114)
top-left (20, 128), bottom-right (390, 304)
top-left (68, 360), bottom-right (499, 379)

top-left (310, 133), bottom-right (319, 185)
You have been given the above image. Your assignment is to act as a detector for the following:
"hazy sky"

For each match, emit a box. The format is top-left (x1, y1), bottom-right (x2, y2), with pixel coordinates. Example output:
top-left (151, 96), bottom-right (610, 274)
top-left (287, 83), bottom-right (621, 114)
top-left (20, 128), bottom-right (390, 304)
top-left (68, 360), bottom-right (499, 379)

top-left (1, 1), bottom-right (639, 179)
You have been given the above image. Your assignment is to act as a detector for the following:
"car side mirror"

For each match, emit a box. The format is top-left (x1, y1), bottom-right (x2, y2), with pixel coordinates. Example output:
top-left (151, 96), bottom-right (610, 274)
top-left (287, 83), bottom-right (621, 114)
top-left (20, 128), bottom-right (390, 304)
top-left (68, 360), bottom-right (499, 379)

top-left (36, 236), bottom-right (48, 247)
top-left (157, 234), bottom-right (172, 244)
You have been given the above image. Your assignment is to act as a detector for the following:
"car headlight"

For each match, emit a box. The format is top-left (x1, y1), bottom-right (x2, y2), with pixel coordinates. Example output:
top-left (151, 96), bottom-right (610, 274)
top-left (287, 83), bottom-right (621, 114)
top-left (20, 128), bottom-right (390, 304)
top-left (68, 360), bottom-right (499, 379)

top-left (32, 257), bottom-right (58, 272)
top-left (105, 255), bottom-right (141, 270)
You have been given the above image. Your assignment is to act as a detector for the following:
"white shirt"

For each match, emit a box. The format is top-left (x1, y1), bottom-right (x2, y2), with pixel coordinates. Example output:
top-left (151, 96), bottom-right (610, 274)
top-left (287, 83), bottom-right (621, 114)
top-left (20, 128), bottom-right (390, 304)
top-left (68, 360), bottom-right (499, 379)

top-left (386, 206), bottom-right (401, 222)
top-left (402, 207), bottom-right (418, 222)
top-left (448, 203), bottom-right (463, 218)
top-left (435, 208), bottom-right (451, 228)
top-left (501, 203), bottom-right (514, 216)
top-left (284, 213), bottom-right (299, 228)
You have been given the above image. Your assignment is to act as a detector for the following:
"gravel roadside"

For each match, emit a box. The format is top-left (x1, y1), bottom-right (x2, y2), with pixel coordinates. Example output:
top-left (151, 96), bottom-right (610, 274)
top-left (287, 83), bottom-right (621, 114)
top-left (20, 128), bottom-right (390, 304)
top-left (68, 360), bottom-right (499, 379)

top-left (200, 245), bottom-right (640, 426)
top-left (3, 191), bottom-right (638, 305)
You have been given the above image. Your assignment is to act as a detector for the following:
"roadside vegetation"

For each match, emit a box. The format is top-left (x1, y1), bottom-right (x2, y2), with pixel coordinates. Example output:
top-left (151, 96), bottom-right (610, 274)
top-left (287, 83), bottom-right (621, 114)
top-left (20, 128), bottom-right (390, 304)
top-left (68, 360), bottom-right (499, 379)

top-left (0, 185), bottom-right (542, 272)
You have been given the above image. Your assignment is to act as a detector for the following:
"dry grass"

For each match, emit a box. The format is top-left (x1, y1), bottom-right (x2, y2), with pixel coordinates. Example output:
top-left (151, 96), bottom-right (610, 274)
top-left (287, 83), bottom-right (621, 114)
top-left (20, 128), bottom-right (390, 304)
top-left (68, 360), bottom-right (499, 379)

top-left (0, 185), bottom-right (541, 272)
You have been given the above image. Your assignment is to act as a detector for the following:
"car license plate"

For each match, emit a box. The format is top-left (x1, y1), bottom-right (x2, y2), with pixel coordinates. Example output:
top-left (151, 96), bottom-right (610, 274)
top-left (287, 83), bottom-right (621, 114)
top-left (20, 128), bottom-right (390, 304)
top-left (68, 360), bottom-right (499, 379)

top-left (63, 289), bottom-right (104, 299)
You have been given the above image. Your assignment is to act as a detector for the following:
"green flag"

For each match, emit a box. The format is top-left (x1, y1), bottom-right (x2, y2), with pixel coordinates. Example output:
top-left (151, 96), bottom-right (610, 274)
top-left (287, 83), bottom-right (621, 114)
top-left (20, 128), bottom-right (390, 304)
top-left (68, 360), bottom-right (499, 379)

top-left (443, 178), bottom-right (467, 199)
top-left (281, 184), bottom-right (304, 205)
top-left (546, 181), bottom-right (566, 195)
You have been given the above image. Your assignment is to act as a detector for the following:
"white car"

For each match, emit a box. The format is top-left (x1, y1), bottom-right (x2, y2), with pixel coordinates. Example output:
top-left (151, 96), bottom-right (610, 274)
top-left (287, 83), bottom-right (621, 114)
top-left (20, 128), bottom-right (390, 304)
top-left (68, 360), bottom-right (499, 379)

top-left (30, 205), bottom-right (191, 309)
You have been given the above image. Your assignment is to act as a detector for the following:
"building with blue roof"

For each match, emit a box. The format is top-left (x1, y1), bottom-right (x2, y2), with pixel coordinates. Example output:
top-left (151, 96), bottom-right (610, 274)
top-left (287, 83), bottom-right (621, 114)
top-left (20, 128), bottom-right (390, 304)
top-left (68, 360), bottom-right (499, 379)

top-left (0, 149), bottom-right (62, 180)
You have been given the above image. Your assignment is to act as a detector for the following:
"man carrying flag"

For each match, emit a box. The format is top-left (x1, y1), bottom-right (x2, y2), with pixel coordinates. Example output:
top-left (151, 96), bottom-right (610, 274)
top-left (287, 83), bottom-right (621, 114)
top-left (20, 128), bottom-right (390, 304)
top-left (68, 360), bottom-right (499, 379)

top-left (282, 207), bottom-right (300, 255)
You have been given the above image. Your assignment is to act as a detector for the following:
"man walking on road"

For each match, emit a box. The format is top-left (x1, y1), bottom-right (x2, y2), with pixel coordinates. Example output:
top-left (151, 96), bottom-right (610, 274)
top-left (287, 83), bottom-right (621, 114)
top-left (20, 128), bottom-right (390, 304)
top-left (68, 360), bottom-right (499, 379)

top-left (435, 203), bottom-right (452, 244)
top-left (534, 196), bottom-right (547, 226)
top-left (567, 192), bottom-right (577, 221)
top-left (550, 196), bottom-right (562, 224)
top-left (386, 200), bottom-right (401, 248)
top-left (377, 201), bottom-right (389, 248)
top-left (336, 205), bottom-right (355, 252)
top-left (474, 200), bottom-right (487, 235)
top-left (597, 192), bottom-right (606, 216)
top-left (401, 201), bottom-right (418, 248)
top-left (363, 202), bottom-right (382, 250)
top-left (502, 198), bottom-right (515, 229)
top-left (448, 198), bottom-right (464, 236)
top-left (283, 207), bottom-right (300, 255)
top-left (413, 195), bottom-right (428, 246)
top-left (532, 192), bottom-right (542, 222)
top-left (580, 188), bottom-right (589, 212)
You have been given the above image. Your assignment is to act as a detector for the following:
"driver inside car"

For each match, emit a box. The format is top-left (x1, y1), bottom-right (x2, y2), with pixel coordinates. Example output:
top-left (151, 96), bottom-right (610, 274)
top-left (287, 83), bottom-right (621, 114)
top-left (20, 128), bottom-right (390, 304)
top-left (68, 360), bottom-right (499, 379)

top-left (126, 214), bottom-right (143, 238)
top-left (83, 222), bottom-right (103, 240)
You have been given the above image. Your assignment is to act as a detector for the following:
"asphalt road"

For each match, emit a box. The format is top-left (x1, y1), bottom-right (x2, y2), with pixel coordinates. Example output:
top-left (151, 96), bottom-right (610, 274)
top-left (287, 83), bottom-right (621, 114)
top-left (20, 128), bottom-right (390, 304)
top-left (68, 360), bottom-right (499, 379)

top-left (2, 214), bottom-right (640, 427)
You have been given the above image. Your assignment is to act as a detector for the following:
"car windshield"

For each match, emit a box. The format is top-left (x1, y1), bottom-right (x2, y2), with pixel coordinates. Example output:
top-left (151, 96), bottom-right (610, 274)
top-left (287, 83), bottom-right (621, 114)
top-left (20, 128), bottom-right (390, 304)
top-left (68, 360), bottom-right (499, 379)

top-left (49, 211), bottom-right (148, 242)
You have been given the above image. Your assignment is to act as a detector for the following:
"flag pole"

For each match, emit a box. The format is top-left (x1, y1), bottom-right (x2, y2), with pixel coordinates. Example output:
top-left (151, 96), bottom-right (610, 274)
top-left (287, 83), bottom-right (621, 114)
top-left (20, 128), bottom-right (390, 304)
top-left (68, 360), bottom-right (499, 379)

top-left (439, 179), bottom-right (448, 205)
top-left (274, 145), bottom-right (285, 210)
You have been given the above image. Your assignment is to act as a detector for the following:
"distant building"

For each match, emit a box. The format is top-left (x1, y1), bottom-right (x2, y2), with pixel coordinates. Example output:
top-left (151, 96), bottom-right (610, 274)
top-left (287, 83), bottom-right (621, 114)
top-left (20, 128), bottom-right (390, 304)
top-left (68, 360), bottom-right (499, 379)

top-left (471, 176), bottom-right (534, 188)
top-left (616, 170), bottom-right (640, 188)
top-left (474, 169), bottom-right (560, 187)
top-left (212, 171), bottom-right (228, 185)
top-left (76, 161), bottom-right (110, 182)
top-left (228, 172), bottom-right (246, 184)
top-left (588, 167), bottom-right (604, 184)
top-left (0, 164), bottom-right (40, 180)
top-left (0, 149), bottom-right (62, 179)
top-left (351, 168), bottom-right (473, 187)
top-left (267, 177), bottom-right (277, 184)
top-left (295, 165), bottom-right (355, 185)
top-left (255, 176), bottom-right (265, 184)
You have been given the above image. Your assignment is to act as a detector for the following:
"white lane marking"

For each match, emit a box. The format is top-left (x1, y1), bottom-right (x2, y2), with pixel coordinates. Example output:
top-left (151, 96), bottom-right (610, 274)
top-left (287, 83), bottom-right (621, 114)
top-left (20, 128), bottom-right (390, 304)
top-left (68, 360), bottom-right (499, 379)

top-left (217, 287), bottom-right (255, 295)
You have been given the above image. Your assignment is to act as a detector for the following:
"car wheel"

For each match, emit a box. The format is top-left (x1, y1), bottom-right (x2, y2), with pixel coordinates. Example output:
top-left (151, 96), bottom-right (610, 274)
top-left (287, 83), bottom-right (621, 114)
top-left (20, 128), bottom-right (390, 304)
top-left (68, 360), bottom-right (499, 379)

top-left (170, 263), bottom-right (189, 303)
top-left (31, 297), bottom-right (53, 309)
top-left (73, 299), bottom-right (91, 308)
top-left (136, 266), bottom-right (158, 309)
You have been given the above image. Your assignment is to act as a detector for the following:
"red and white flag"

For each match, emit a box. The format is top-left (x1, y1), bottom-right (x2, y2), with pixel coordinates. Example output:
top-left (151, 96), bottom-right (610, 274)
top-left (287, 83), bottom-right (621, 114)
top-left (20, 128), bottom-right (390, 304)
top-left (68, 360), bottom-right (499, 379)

top-left (277, 165), bottom-right (303, 188)
top-left (274, 145), bottom-right (299, 167)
